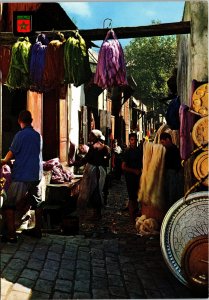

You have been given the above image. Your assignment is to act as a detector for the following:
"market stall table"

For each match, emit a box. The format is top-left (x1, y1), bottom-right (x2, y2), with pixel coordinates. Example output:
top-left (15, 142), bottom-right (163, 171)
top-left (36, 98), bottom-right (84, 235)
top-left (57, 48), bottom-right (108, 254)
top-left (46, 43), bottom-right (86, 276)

top-left (43, 175), bottom-right (82, 232)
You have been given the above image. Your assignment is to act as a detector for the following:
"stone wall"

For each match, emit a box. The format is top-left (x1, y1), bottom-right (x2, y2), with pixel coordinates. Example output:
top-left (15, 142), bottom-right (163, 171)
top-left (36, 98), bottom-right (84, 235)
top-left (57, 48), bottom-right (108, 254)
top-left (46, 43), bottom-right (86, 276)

top-left (177, 1), bottom-right (208, 105)
top-left (177, 1), bottom-right (208, 192)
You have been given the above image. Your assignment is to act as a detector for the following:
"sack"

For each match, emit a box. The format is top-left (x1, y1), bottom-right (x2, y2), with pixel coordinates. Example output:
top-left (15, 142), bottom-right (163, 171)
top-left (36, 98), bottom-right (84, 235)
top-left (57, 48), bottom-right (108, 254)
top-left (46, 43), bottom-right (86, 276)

top-left (165, 96), bottom-right (180, 130)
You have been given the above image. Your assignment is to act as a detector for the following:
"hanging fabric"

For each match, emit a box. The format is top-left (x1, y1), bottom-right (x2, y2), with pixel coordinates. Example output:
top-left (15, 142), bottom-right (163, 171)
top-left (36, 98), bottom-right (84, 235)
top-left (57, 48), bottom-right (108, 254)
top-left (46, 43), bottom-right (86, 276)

top-left (0, 46), bottom-right (11, 84)
top-left (81, 106), bottom-right (88, 144)
top-left (42, 33), bottom-right (65, 92)
top-left (179, 104), bottom-right (195, 160)
top-left (94, 29), bottom-right (128, 89)
top-left (64, 31), bottom-right (92, 87)
top-left (6, 37), bottom-right (31, 90)
top-left (165, 96), bottom-right (181, 130)
top-left (29, 33), bottom-right (49, 93)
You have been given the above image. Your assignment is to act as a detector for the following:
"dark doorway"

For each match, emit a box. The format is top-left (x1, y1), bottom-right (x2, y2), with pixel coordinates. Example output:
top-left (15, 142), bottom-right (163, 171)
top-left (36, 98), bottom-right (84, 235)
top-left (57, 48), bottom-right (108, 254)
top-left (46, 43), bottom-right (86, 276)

top-left (2, 86), bottom-right (27, 156)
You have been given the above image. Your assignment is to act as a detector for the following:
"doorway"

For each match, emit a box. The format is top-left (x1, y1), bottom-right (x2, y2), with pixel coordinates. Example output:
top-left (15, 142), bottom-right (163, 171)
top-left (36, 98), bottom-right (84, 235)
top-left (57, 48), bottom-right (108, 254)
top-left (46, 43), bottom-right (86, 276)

top-left (2, 86), bottom-right (27, 156)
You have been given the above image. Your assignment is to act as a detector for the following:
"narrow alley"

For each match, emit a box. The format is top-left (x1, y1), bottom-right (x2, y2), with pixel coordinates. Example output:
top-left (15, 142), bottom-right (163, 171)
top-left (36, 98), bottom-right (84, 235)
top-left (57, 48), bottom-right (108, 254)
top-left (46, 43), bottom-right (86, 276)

top-left (1, 176), bottom-right (197, 300)
top-left (0, 2), bottom-right (208, 299)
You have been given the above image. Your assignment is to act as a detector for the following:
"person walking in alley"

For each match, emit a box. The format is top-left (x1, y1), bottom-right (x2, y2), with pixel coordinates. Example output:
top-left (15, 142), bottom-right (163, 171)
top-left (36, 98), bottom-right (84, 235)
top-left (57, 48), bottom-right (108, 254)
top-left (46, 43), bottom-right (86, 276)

top-left (160, 132), bottom-right (184, 210)
top-left (70, 129), bottom-right (111, 229)
top-left (1, 110), bottom-right (43, 242)
top-left (111, 138), bottom-right (122, 180)
top-left (121, 133), bottom-right (143, 223)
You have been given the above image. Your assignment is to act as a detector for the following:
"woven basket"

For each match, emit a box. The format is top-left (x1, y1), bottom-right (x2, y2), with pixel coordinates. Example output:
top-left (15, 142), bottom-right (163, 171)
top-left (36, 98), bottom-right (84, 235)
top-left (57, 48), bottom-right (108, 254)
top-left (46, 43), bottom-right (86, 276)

top-left (192, 116), bottom-right (208, 148)
top-left (193, 151), bottom-right (208, 186)
top-left (192, 83), bottom-right (208, 116)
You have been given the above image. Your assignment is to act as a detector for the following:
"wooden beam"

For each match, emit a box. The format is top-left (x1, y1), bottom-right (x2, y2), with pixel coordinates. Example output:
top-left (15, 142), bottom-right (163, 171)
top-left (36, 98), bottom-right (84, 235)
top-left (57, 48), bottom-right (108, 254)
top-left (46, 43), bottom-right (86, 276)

top-left (0, 21), bottom-right (191, 45)
top-left (80, 21), bottom-right (191, 40)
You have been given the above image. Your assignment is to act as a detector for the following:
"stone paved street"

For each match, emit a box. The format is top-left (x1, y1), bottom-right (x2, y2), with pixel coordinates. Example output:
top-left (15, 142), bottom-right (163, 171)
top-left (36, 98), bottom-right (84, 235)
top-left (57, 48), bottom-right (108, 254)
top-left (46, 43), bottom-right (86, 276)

top-left (0, 176), bottom-right (201, 299)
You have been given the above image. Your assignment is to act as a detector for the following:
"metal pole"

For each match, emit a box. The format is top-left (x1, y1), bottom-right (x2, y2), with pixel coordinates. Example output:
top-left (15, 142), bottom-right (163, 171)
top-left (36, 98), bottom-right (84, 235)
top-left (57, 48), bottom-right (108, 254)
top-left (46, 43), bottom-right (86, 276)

top-left (0, 71), bottom-right (2, 160)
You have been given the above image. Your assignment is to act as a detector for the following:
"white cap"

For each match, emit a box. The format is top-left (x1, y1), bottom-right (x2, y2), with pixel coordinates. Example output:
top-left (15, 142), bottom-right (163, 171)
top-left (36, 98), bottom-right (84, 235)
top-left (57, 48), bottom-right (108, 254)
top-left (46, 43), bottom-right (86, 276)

top-left (91, 129), bottom-right (105, 141)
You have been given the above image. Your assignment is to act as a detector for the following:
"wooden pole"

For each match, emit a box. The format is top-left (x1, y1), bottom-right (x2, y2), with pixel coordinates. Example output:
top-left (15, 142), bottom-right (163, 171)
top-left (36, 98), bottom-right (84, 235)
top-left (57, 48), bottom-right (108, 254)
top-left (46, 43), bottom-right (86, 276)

top-left (0, 71), bottom-right (2, 159)
top-left (0, 21), bottom-right (191, 45)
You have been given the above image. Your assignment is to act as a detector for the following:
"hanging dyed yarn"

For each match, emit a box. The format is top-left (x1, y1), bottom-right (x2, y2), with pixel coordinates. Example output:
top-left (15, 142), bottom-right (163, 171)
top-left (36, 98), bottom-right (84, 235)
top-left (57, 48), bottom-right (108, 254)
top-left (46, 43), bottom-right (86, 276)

top-left (0, 46), bottom-right (11, 84)
top-left (29, 33), bottom-right (49, 93)
top-left (64, 31), bottom-right (92, 87)
top-left (6, 37), bottom-right (31, 90)
top-left (42, 33), bottom-right (65, 92)
top-left (94, 29), bottom-right (128, 89)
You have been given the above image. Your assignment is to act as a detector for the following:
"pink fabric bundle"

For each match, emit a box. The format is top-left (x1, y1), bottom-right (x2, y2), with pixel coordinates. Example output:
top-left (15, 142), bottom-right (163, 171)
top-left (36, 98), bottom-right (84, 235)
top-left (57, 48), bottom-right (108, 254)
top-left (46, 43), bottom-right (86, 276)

top-left (51, 165), bottom-right (74, 184)
top-left (94, 29), bottom-right (128, 89)
top-left (43, 158), bottom-right (74, 183)
top-left (0, 164), bottom-right (12, 192)
top-left (43, 158), bottom-right (60, 171)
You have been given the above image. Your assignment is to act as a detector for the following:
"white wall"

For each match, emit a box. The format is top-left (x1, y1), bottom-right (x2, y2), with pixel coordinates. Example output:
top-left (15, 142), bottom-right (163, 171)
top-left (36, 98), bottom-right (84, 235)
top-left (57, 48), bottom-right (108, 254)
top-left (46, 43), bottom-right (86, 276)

top-left (98, 89), bottom-right (107, 111)
top-left (68, 84), bottom-right (85, 147)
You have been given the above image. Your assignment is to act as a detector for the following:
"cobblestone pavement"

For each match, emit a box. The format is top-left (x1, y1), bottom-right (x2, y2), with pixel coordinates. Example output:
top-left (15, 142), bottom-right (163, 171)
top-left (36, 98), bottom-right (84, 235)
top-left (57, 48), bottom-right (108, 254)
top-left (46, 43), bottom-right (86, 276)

top-left (0, 176), bottom-right (202, 299)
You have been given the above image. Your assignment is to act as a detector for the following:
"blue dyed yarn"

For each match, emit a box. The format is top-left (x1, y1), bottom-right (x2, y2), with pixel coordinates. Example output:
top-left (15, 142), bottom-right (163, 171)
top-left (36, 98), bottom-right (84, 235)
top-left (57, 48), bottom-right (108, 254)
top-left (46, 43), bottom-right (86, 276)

top-left (30, 33), bottom-right (49, 92)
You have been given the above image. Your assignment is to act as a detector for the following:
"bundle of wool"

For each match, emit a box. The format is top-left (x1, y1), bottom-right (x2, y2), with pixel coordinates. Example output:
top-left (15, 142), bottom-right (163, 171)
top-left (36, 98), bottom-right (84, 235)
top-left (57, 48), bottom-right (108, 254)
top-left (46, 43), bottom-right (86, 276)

top-left (6, 37), bottom-right (31, 90)
top-left (29, 33), bottom-right (49, 92)
top-left (154, 123), bottom-right (179, 147)
top-left (0, 46), bottom-right (11, 83)
top-left (64, 31), bottom-right (92, 87)
top-left (135, 215), bottom-right (159, 236)
top-left (138, 142), bottom-right (166, 209)
top-left (94, 29), bottom-right (127, 89)
top-left (135, 214), bottom-right (146, 232)
top-left (42, 39), bottom-right (65, 91)
top-left (138, 142), bottom-right (153, 205)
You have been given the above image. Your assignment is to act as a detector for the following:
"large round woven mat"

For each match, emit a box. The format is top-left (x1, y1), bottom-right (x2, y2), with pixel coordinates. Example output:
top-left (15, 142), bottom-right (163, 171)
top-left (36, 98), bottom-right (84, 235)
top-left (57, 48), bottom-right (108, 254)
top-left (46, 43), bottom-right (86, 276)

top-left (160, 191), bottom-right (209, 286)
top-left (192, 83), bottom-right (208, 116)
top-left (192, 116), bottom-right (208, 148)
top-left (193, 152), bottom-right (208, 186)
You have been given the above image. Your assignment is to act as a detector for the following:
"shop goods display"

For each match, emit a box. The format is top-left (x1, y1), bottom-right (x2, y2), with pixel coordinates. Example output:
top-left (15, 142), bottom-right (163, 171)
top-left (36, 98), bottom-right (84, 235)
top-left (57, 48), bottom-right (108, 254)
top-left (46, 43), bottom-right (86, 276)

top-left (5, 32), bottom-right (92, 91)
top-left (64, 31), bottom-right (92, 87)
top-left (42, 38), bottom-right (65, 91)
top-left (191, 116), bottom-right (208, 148)
top-left (29, 33), bottom-right (49, 92)
top-left (3, 28), bottom-right (129, 91)
top-left (94, 29), bottom-right (127, 88)
top-left (191, 83), bottom-right (208, 116)
top-left (193, 151), bottom-right (208, 186)
top-left (0, 46), bottom-right (11, 83)
top-left (6, 36), bottom-right (31, 90)
top-left (160, 191), bottom-right (208, 287)
top-left (138, 142), bottom-right (166, 216)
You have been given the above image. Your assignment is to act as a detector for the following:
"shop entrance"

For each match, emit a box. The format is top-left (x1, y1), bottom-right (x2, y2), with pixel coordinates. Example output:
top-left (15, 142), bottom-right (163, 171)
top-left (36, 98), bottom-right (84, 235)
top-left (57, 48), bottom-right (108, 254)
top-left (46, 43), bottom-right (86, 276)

top-left (2, 86), bottom-right (27, 156)
top-left (1, 86), bottom-right (60, 161)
